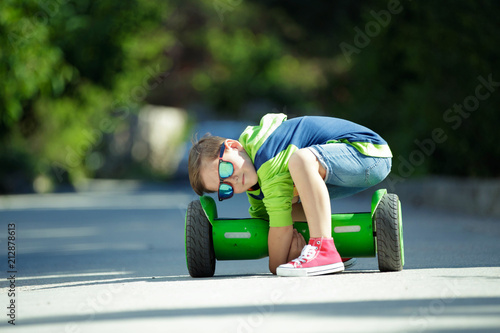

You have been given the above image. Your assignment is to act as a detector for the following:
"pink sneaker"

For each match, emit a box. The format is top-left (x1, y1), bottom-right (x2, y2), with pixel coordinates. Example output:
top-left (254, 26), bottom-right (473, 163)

top-left (276, 237), bottom-right (345, 277)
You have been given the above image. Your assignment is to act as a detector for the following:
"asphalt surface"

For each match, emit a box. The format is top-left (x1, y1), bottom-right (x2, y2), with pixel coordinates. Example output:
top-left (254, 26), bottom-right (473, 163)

top-left (1, 180), bottom-right (500, 333)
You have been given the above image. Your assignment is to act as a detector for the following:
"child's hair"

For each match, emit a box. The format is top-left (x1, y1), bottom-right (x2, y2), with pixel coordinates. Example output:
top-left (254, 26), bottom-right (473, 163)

top-left (188, 134), bottom-right (226, 196)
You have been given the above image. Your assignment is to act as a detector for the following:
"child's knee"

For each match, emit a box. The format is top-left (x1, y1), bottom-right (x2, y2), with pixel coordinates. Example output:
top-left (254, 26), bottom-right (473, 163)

top-left (289, 149), bottom-right (315, 171)
top-left (289, 149), bottom-right (325, 180)
top-left (366, 158), bottom-right (392, 185)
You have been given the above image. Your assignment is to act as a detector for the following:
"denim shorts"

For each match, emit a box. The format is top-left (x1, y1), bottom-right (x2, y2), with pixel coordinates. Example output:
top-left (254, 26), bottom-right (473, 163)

top-left (307, 143), bottom-right (392, 200)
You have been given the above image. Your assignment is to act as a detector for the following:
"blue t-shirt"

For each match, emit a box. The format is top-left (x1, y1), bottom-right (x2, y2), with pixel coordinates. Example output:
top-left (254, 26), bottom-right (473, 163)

top-left (239, 113), bottom-right (392, 227)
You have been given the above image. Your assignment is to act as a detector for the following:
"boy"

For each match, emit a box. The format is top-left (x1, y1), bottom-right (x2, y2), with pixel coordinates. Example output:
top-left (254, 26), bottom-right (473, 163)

top-left (188, 113), bottom-right (392, 276)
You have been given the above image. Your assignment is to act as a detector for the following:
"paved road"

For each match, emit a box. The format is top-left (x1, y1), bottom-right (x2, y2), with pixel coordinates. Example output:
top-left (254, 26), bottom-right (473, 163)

top-left (0, 180), bottom-right (499, 333)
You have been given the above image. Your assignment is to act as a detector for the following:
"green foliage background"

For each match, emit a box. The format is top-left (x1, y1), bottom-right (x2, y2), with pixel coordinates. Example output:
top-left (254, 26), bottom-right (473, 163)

top-left (0, 0), bottom-right (498, 193)
top-left (0, 0), bottom-right (172, 192)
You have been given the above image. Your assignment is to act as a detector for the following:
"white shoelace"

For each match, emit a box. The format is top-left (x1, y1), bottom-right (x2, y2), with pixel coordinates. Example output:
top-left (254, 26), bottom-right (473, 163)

top-left (292, 244), bottom-right (318, 264)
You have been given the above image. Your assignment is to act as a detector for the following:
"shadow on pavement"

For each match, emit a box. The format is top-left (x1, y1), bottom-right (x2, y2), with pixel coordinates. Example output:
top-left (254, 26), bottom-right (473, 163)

top-left (12, 297), bottom-right (500, 328)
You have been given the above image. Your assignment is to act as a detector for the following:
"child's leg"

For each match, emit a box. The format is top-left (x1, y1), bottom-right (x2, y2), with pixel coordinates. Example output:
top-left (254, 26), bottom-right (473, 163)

top-left (277, 144), bottom-right (391, 277)
top-left (309, 143), bottom-right (392, 197)
top-left (288, 149), bottom-right (331, 238)
top-left (277, 148), bottom-right (344, 277)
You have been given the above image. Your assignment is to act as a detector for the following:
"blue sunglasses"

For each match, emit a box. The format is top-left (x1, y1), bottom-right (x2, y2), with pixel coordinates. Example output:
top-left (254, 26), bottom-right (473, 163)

top-left (218, 143), bottom-right (235, 201)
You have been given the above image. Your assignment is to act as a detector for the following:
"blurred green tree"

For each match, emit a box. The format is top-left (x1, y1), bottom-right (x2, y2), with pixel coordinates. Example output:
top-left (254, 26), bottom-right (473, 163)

top-left (0, 0), bottom-right (172, 192)
top-left (1, 0), bottom-right (498, 194)
top-left (173, 0), bottom-right (499, 177)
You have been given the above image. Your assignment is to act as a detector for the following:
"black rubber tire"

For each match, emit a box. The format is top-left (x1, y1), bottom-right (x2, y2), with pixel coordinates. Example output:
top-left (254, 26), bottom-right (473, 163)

top-left (185, 199), bottom-right (216, 277)
top-left (375, 193), bottom-right (403, 272)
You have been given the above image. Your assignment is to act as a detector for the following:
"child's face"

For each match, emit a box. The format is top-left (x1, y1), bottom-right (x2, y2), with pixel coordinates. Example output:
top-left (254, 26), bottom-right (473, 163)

top-left (200, 139), bottom-right (258, 197)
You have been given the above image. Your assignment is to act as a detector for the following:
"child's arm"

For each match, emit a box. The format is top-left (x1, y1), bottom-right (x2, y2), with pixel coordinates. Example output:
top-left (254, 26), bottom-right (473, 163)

top-left (247, 192), bottom-right (269, 220)
top-left (257, 172), bottom-right (297, 273)
top-left (268, 225), bottom-right (293, 274)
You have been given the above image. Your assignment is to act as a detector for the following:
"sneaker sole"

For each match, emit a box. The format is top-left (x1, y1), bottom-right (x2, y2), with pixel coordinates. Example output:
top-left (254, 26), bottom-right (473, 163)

top-left (277, 262), bottom-right (345, 277)
top-left (343, 258), bottom-right (357, 269)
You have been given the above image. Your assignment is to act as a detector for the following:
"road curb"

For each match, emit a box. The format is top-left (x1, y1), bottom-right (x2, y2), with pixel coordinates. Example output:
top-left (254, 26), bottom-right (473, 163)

top-left (377, 176), bottom-right (500, 218)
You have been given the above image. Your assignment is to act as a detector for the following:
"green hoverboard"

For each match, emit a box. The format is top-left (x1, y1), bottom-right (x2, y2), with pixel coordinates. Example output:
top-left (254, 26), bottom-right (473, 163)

top-left (185, 189), bottom-right (404, 277)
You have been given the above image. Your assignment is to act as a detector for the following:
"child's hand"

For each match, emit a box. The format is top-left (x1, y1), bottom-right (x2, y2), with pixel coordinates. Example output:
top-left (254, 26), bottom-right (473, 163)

top-left (287, 229), bottom-right (306, 262)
